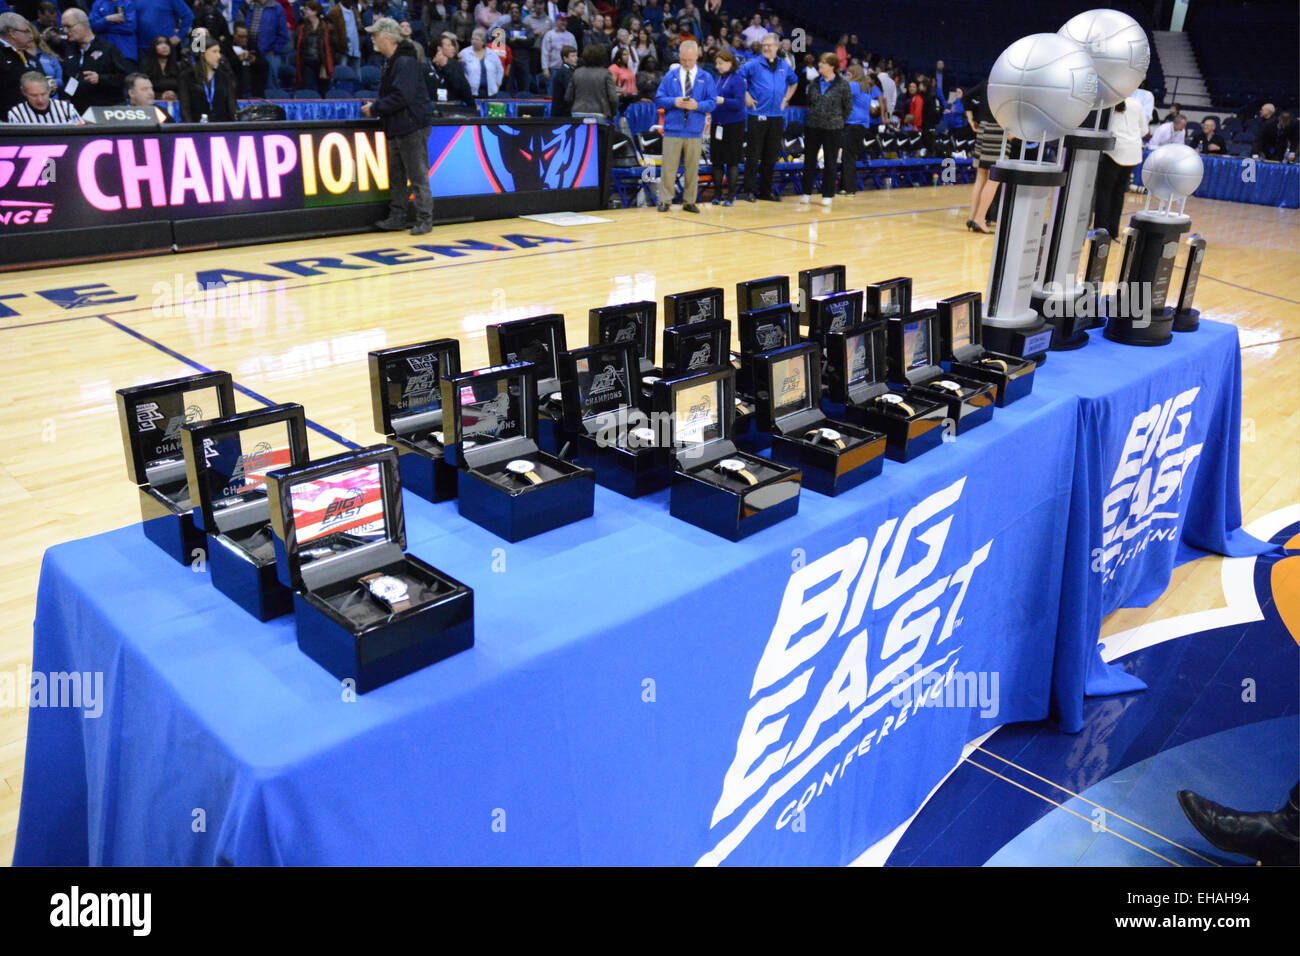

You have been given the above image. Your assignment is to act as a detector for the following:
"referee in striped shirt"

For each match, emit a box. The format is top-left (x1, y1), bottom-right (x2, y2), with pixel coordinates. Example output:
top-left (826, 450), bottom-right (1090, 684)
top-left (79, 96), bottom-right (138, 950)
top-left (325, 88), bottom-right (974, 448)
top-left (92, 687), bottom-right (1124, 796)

top-left (7, 71), bottom-right (82, 124)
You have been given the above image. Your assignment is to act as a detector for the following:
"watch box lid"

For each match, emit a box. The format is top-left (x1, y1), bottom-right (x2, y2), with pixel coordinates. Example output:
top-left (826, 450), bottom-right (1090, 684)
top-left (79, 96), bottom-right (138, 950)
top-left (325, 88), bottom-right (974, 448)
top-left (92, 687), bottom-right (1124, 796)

top-left (651, 367), bottom-right (736, 469)
top-left (441, 362), bottom-right (541, 470)
top-left (588, 300), bottom-right (657, 367)
top-left (936, 291), bottom-right (984, 364)
top-left (662, 318), bottom-right (732, 377)
top-left (808, 288), bottom-right (865, 345)
top-left (866, 276), bottom-right (913, 319)
top-left (266, 444), bottom-right (405, 593)
top-left (558, 341), bottom-right (641, 434)
top-left (485, 313), bottom-right (568, 389)
top-left (116, 371), bottom-right (237, 487)
top-left (826, 320), bottom-right (887, 402)
top-left (889, 309), bottom-right (942, 385)
top-left (180, 403), bottom-right (310, 534)
top-left (368, 338), bottom-right (461, 438)
top-left (752, 342), bottom-right (825, 434)
top-left (735, 274), bottom-right (791, 314)
top-left (737, 303), bottom-right (795, 356)
top-left (663, 286), bottom-right (725, 328)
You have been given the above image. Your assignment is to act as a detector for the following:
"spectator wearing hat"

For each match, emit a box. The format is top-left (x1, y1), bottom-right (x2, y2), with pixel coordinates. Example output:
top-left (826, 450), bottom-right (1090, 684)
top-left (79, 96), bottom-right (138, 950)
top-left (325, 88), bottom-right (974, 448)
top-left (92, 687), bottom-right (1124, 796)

top-left (363, 16), bottom-right (433, 235)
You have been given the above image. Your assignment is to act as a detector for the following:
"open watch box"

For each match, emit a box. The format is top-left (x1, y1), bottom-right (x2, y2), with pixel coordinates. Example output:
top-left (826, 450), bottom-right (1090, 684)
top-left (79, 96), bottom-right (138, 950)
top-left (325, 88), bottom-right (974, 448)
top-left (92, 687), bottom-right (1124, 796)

top-left (440, 361), bottom-right (595, 541)
top-left (266, 445), bottom-right (474, 693)
top-left (116, 371), bottom-right (237, 564)
top-left (180, 403), bottom-right (309, 620)
top-left (887, 308), bottom-right (996, 434)
top-left (937, 292), bottom-right (1037, 407)
top-left (485, 313), bottom-right (570, 455)
top-left (369, 338), bottom-right (461, 502)
top-left (651, 367), bottom-right (801, 540)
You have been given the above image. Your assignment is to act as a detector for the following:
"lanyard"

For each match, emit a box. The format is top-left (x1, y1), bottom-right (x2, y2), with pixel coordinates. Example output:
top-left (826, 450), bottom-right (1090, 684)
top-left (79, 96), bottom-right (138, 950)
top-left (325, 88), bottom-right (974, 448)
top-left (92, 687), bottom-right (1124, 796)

top-left (204, 73), bottom-right (215, 106)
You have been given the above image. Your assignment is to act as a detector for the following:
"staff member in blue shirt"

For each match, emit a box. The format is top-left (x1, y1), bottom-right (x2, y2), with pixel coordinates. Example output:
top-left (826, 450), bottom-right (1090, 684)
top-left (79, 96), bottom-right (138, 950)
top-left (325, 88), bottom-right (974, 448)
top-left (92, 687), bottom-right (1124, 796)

top-left (839, 65), bottom-right (876, 195)
top-left (653, 39), bottom-right (715, 213)
top-left (738, 32), bottom-right (796, 202)
top-left (709, 46), bottom-right (745, 205)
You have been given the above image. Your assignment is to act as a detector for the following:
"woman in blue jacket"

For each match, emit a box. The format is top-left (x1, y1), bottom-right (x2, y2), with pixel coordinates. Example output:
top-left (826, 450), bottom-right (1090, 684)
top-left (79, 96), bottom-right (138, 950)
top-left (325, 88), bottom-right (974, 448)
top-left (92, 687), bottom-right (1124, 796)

top-left (709, 47), bottom-right (745, 205)
top-left (839, 65), bottom-right (876, 195)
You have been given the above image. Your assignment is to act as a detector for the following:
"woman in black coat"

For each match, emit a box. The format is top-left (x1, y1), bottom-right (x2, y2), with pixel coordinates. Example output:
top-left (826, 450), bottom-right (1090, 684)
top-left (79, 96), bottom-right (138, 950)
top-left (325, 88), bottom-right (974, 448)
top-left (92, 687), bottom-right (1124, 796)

top-left (179, 35), bottom-right (238, 123)
top-left (800, 52), bottom-right (853, 207)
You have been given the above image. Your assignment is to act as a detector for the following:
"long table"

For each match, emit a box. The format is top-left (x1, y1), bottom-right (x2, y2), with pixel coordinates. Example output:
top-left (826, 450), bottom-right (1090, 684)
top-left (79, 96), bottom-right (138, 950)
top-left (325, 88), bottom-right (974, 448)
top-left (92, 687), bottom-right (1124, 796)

top-left (14, 320), bottom-right (1264, 866)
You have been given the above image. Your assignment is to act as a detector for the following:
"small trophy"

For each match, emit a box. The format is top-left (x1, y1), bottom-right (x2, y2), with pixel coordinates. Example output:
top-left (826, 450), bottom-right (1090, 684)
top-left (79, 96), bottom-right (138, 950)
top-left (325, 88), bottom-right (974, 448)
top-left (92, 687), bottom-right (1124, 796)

top-left (1104, 143), bottom-right (1204, 346)
top-left (1171, 234), bottom-right (1207, 332)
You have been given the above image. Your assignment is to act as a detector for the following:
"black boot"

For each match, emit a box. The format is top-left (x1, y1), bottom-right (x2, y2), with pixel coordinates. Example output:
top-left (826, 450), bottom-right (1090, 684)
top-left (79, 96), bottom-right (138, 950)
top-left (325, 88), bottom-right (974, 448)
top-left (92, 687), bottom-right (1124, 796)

top-left (1178, 782), bottom-right (1299, 866)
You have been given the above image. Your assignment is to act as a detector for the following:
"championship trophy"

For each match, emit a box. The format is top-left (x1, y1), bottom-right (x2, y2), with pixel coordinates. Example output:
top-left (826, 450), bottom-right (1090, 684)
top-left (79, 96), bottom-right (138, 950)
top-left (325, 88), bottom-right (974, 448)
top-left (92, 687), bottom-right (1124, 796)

top-left (1104, 143), bottom-right (1204, 346)
top-left (1032, 9), bottom-right (1150, 350)
top-left (982, 33), bottom-right (1100, 363)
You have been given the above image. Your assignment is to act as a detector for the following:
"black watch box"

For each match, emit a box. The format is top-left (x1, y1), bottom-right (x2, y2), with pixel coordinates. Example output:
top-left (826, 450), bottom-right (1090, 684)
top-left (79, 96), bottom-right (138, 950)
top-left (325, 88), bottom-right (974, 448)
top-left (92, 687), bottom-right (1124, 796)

top-left (559, 341), bottom-right (670, 497)
top-left (825, 320), bottom-right (947, 462)
top-left (485, 313), bottom-right (569, 455)
top-left (736, 274), bottom-right (791, 313)
top-left (807, 288), bottom-right (866, 354)
top-left (736, 302), bottom-right (796, 396)
top-left (937, 292), bottom-right (1037, 407)
top-left (752, 343), bottom-right (885, 496)
top-left (663, 286), bottom-right (724, 328)
top-left (588, 300), bottom-right (659, 374)
top-left (797, 264), bottom-right (846, 336)
top-left (865, 276), bottom-right (912, 320)
top-left (652, 367), bottom-right (801, 540)
top-left (180, 403), bottom-right (309, 621)
top-left (441, 362), bottom-right (595, 541)
top-left (887, 308), bottom-right (996, 433)
top-left (266, 445), bottom-right (474, 694)
top-left (116, 371), bottom-right (236, 564)
top-left (368, 338), bottom-right (461, 503)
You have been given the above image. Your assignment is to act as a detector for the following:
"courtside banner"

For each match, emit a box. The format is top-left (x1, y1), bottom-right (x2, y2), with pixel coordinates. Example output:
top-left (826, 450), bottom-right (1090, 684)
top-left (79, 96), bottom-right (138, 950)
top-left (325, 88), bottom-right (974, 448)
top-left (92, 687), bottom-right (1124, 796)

top-left (0, 118), bottom-right (609, 266)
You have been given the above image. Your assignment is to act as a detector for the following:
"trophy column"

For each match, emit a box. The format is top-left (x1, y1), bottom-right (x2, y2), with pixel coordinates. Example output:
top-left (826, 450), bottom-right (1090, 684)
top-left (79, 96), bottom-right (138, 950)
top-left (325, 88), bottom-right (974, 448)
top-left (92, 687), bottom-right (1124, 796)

top-left (1031, 124), bottom-right (1115, 349)
top-left (982, 159), bottom-right (1062, 363)
top-left (1103, 209), bottom-right (1190, 347)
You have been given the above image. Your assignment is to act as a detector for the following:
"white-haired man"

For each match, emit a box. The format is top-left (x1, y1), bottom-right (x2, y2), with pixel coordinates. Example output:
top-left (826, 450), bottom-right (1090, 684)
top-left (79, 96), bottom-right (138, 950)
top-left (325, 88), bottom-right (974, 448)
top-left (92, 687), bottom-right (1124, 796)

top-left (8, 71), bottom-right (83, 124)
top-left (362, 17), bottom-right (433, 235)
top-left (652, 39), bottom-right (715, 213)
top-left (0, 12), bottom-right (37, 118)
top-left (738, 32), bottom-right (797, 202)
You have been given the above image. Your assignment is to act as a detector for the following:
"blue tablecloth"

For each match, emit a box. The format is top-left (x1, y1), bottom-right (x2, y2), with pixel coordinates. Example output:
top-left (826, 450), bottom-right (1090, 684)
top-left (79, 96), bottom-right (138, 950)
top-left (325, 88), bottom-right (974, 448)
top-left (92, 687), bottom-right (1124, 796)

top-left (1037, 320), bottom-right (1275, 732)
top-left (1134, 150), bottom-right (1299, 208)
top-left (14, 321), bottom-right (1260, 866)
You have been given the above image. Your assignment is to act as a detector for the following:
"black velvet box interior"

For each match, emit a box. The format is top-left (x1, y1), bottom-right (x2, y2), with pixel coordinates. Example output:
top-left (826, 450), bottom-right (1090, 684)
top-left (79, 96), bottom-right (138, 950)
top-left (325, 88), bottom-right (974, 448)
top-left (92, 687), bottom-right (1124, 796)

top-left (116, 371), bottom-right (237, 564)
top-left (369, 338), bottom-right (462, 502)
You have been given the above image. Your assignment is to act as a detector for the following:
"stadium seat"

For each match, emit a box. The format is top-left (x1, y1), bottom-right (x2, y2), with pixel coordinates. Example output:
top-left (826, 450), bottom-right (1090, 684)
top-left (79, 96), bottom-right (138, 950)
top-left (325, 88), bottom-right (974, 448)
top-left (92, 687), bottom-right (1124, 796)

top-left (357, 88), bottom-right (379, 99)
top-left (333, 65), bottom-right (361, 93)
top-left (294, 89), bottom-right (322, 99)
top-left (623, 101), bottom-right (658, 136)
top-left (326, 87), bottom-right (355, 99)
top-left (276, 64), bottom-right (296, 90)
top-left (360, 65), bottom-right (382, 88)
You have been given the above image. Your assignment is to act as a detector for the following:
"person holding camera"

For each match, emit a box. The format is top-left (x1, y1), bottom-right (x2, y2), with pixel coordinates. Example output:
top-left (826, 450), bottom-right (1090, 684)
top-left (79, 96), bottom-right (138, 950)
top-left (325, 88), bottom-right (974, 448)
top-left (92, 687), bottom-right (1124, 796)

top-left (58, 8), bottom-right (130, 114)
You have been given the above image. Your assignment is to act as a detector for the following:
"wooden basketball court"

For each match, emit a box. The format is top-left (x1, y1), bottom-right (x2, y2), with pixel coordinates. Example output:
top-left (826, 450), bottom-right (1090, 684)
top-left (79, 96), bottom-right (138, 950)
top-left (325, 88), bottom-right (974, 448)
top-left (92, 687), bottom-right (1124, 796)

top-left (1, 184), bottom-right (1296, 864)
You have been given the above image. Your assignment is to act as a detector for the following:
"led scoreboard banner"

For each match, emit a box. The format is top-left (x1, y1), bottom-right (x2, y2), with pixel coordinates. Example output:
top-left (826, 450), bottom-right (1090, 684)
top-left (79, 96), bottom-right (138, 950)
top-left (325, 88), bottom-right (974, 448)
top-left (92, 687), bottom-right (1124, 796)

top-left (0, 117), bottom-right (609, 269)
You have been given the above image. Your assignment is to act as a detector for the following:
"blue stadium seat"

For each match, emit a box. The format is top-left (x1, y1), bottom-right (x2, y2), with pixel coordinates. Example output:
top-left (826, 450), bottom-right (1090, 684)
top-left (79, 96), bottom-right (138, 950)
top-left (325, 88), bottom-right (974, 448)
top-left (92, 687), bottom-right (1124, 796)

top-left (326, 87), bottom-right (355, 99)
top-left (623, 101), bottom-right (658, 136)
top-left (294, 89), bottom-right (322, 99)
top-left (333, 65), bottom-right (361, 93)
top-left (360, 65), bottom-right (382, 88)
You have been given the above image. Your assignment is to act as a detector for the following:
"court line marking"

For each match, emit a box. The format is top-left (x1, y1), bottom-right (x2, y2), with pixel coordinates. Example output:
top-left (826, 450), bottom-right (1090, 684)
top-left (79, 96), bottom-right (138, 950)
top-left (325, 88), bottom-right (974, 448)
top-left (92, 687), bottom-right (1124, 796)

top-left (95, 315), bottom-right (361, 451)
top-left (1199, 275), bottom-right (1300, 306)
top-left (0, 202), bottom-right (969, 327)
top-left (964, 757), bottom-right (1182, 866)
top-left (972, 745), bottom-right (1220, 866)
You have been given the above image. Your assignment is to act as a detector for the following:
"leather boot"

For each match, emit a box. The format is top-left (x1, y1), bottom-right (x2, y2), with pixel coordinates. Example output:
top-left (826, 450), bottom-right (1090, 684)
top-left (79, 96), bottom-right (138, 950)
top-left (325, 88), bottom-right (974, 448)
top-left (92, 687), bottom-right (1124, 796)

top-left (1178, 782), bottom-right (1299, 866)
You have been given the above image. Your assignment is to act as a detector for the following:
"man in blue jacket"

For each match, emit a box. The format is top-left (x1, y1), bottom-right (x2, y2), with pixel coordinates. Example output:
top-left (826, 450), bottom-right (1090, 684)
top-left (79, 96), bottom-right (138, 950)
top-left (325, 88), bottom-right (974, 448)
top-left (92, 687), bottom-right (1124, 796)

top-left (89, 0), bottom-right (139, 68)
top-left (241, 0), bottom-right (289, 79)
top-left (653, 39), bottom-right (715, 213)
top-left (738, 33), bottom-right (796, 202)
top-left (133, 0), bottom-right (192, 63)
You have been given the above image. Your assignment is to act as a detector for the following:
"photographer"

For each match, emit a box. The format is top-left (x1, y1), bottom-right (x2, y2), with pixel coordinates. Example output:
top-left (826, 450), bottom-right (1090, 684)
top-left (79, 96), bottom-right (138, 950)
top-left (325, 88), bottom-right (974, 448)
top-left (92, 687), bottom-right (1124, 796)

top-left (58, 7), bottom-right (130, 113)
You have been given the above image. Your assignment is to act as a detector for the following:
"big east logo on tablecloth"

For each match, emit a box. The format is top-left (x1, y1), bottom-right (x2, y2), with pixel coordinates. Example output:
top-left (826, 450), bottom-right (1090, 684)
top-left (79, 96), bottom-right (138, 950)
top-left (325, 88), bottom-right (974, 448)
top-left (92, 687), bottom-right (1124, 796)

top-left (1097, 386), bottom-right (1204, 583)
top-left (700, 477), bottom-right (993, 865)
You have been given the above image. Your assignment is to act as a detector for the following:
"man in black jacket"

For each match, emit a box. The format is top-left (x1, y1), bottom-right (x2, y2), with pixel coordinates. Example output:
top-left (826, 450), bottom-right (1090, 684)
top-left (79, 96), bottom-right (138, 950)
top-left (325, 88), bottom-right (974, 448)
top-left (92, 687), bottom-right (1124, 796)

top-left (425, 33), bottom-right (475, 113)
top-left (363, 18), bottom-right (433, 235)
top-left (1253, 111), bottom-right (1298, 162)
top-left (1, 13), bottom-right (38, 120)
top-left (59, 7), bottom-right (130, 114)
top-left (1188, 117), bottom-right (1226, 155)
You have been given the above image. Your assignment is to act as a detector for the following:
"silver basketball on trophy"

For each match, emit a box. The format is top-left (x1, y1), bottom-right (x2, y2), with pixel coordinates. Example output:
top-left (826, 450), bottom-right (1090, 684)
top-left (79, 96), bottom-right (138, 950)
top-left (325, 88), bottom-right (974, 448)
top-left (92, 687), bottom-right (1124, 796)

top-left (1059, 9), bottom-right (1150, 108)
top-left (988, 34), bottom-right (1100, 142)
top-left (1142, 143), bottom-right (1205, 203)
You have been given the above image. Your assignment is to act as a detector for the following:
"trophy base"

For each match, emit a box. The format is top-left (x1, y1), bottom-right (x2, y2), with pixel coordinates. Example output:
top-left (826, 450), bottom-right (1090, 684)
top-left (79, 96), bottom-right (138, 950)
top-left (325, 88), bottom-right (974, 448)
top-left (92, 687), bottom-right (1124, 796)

top-left (1103, 311), bottom-right (1175, 347)
top-left (1172, 308), bottom-right (1201, 332)
top-left (1031, 287), bottom-right (1095, 351)
top-left (980, 318), bottom-right (1054, 364)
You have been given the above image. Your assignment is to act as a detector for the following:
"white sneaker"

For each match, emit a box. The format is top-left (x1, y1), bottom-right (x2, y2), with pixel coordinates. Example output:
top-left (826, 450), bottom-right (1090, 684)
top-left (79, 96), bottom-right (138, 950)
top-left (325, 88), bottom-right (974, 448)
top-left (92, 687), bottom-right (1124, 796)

top-left (820, 197), bottom-right (833, 209)
top-left (798, 194), bottom-right (812, 206)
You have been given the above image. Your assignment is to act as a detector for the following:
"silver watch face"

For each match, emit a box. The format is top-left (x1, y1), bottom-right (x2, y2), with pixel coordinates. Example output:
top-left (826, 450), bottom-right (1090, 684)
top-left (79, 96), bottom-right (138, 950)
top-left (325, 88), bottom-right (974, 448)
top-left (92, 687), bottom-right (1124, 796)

top-left (506, 459), bottom-right (536, 475)
top-left (717, 458), bottom-right (746, 472)
top-left (642, 375), bottom-right (661, 385)
top-left (880, 392), bottom-right (903, 404)
top-left (369, 575), bottom-right (409, 603)
top-left (937, 379), bottom-right (962, 391)
top-left (630, 426), bottom-right (656, 445)
top-left (547, 391), bottom-right (563, 403)
top-left (818, 427), bottom-right (842, 441)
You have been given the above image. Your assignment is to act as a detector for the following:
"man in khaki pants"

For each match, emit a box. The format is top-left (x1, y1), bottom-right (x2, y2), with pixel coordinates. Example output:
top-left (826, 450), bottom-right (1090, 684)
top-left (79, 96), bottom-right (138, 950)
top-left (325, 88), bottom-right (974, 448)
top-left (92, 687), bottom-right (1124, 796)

top-left (653, 40), bottom-right (717, 213)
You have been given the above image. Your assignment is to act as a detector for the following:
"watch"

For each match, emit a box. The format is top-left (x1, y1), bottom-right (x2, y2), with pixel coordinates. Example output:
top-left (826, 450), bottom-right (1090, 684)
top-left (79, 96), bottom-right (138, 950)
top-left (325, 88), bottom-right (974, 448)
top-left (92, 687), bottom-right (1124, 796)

top-left (735, 399), bottom-right (754, 416)
top-left (978, 357), bottom-right (1008, 372)
top-left (361, 573), bottom-right (411, 612)
top-left (932, 379), bottom-right (964, 395)
top-left (432, 430), bottom-right (445, 445)
top-left (804, 426), bottom-right (846, 449)
top-left (506, 458), bottom-right (543, 485)
top-left (629, 425), bottom-right (656, 447)
top-left (714, 457), bottom-right (758, 486)
top-left (878, 392), bottom-right (914, 416)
